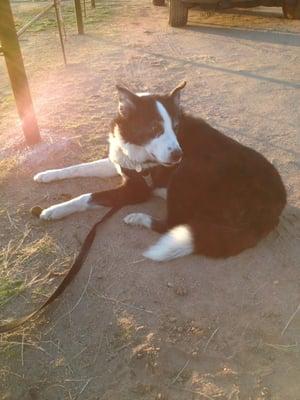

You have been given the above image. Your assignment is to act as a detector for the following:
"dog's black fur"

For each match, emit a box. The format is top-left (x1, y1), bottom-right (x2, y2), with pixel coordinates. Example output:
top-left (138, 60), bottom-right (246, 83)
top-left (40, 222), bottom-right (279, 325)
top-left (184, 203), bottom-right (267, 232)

top-left (167, 114), bottom-right (286, 257)
top-left (36, 84), bottom-right (287, 259)
top-left (90, 113), bottom-right (286, 258)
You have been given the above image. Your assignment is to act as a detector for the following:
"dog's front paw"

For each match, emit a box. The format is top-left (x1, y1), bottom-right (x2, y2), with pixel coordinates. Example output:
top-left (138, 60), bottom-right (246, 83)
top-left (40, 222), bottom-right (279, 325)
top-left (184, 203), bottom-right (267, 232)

top-left (123, 213), bottom-right (152, 228)
top-left (40, 205), bottom-right (66, 220)
top-left (34, 170), bottom-right (58, 183)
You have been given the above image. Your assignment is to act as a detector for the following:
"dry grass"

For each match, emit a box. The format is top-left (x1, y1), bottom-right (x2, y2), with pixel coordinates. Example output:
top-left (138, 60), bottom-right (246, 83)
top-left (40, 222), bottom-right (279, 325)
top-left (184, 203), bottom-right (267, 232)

top-left (11, 0), bottom-right (116, 34)
top-left (0, 1), bottom-right (299, 398)
top-left (0, 278), bottom-right (24, 308)
top-left (0, 228), bottom-right (71, 322)
top-left (0, 0), bottom-right (116, 344)
top-left (0, 157), bottom-right (18, 185)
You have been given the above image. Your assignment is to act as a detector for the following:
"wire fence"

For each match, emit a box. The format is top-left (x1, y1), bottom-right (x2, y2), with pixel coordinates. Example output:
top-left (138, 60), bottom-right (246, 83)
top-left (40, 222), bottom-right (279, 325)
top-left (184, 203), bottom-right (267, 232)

top-left (0, 0), bottom-right (90, 145)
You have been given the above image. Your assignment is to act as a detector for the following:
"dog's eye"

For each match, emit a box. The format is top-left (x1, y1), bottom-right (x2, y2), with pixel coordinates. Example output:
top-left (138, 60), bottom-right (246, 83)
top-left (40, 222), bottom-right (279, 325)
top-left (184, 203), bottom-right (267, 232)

top-left (152, 122), bottom-right (163, 137)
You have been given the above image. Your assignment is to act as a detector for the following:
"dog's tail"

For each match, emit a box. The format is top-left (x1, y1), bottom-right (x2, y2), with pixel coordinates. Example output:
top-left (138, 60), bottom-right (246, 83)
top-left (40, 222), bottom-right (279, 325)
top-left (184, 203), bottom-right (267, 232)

top-left (143, 215), bottom-right (281, 261)
top-left (143, 224), bottom-right (194, 262)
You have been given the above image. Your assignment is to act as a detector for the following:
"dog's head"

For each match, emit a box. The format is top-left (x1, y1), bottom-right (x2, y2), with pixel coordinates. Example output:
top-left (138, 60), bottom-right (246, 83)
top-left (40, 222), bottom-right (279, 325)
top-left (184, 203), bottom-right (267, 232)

top-left (114, 82), bottom-right (186, 167)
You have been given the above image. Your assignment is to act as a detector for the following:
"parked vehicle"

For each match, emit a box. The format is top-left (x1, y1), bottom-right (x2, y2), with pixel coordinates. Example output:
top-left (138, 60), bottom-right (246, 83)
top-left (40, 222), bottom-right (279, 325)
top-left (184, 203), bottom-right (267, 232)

top-left (153, 0), bottom-right (300, 26)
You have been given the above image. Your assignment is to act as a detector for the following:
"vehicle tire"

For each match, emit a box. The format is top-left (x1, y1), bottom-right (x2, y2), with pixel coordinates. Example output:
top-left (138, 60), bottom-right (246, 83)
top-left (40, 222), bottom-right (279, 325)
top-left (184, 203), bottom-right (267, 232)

top-left (152, 0), bottom-right (165, 6)
top-left (282, 0), bottom-right (300, 19)
top-left (169, 0), bottom-right (188, 27)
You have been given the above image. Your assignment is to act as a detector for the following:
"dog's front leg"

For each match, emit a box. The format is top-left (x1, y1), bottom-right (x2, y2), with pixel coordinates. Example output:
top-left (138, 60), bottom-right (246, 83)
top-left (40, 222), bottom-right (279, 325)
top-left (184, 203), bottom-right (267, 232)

top-left (152, 187), bottom-right (167, 200)
top-left (91, 175), bottom-right (152, 207)
top-left (40, 193), bottom-right (95, 220)
top-left (34, 158), bottom-right (118, 183)
top-left (40, 176), bottom-right (151, 220)
top-left (124, 213), bottom-right (167, 233)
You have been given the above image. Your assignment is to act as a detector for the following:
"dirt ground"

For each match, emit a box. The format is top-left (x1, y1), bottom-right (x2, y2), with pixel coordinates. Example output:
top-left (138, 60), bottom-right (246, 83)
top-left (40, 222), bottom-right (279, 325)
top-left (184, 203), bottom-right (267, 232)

top-left (0, 0), bottom-right (300, 399)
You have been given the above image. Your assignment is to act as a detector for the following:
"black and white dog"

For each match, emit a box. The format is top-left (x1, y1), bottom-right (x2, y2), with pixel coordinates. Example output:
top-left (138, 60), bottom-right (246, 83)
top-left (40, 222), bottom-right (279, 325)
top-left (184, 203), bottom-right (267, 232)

top-left (34, 82), bottom-right (286, 262)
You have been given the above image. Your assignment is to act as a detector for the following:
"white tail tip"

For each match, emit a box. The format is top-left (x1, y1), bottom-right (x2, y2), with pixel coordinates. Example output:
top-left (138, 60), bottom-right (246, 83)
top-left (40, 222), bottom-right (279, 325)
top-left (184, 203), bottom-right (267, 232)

top-left (143, 225), bottom-right (194, 262)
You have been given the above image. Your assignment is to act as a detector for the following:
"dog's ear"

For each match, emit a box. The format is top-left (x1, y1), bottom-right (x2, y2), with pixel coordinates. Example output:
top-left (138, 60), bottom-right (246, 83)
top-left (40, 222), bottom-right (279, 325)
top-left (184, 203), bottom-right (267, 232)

top-left (116, 85), bottom-right (139, 117)
top-left (169, 81), bottom-right (186, 108)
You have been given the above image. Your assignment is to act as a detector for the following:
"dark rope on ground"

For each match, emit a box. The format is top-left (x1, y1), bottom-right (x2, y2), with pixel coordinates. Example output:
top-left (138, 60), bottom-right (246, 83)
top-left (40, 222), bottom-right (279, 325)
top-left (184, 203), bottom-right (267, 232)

top-left (0, 206), bottom-right (121, 334)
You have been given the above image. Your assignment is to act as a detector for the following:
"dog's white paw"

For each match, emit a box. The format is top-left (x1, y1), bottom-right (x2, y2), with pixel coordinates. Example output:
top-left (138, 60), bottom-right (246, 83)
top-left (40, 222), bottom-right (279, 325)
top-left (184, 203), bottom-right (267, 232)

top-left (123, 213), bottom-right (152, 228)
top-left (152, 188), bottom-right (167, 200)
top-left (34, 170), bottom-right (58, 183)
top-left (40, 205), bottom-right (66, 220)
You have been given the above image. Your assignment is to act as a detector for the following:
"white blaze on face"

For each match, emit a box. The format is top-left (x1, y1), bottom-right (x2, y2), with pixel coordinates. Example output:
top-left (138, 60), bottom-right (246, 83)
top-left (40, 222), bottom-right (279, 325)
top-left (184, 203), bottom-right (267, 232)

top-left (145, 101), bottom-right (182, 165)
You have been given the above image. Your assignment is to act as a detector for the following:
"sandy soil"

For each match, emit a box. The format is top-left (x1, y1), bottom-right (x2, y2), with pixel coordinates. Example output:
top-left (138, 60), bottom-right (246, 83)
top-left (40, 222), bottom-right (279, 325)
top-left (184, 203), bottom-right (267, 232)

top-left (0, 1), bottom-right (300, 399)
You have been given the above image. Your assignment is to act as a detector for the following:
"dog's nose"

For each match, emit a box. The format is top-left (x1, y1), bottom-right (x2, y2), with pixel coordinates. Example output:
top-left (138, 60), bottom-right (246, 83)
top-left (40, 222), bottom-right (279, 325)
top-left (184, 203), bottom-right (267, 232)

top-left (170, 149), bottom-right (183, 163)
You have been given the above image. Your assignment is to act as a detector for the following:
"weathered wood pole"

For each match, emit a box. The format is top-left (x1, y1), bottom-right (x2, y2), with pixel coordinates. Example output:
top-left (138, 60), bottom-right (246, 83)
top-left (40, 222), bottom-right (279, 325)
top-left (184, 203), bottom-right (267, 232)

top-left (0, 0), bottom-right (40, 145)
top-left (91, 0), bottom-right (96, 8)
top-left (83, 0), bottom-right (87, 17)
top-left (74, 0), bottom-right (84, 34)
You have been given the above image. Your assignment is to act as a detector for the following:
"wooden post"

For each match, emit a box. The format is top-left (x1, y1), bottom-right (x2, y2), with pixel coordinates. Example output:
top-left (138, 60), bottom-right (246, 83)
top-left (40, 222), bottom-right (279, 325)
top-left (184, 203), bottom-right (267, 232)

top-left (91, 0), bottom-right (96, 8)
top-left (74, 0), bottom-right (84, 34)
top-left (0, 0), bottom-right (40, 145)
top-left (83, 0), bottom-right (87, 17)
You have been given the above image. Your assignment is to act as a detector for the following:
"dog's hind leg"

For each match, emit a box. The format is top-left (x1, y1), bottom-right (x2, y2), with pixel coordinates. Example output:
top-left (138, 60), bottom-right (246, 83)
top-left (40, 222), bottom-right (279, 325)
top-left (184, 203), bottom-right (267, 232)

top-left (143, 225), bottom-right (194, 262)
top-left (34, 158), bottom-right (118, 183)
